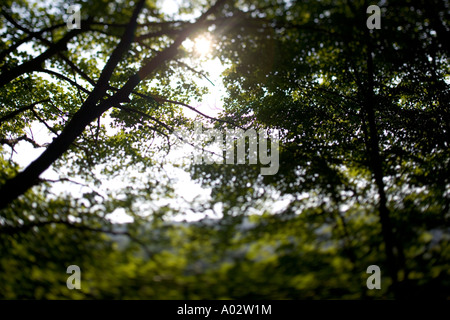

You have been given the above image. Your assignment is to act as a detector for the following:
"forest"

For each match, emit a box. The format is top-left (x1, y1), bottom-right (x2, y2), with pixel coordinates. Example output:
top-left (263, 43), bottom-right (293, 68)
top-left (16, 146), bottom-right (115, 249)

top-left (0, 0), bottom-right (449, 299)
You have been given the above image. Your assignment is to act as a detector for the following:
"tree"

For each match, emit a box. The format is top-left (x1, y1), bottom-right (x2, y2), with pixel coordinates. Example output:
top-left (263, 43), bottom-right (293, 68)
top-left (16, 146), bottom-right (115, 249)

top-left (1, 0), bottom-right (449, 299)
top-left (0, 0), bottom-right (230, 208)
top-left (0, 0), bottom-right (237, 298)
top-left (190, 0), bottom-right (449, 298)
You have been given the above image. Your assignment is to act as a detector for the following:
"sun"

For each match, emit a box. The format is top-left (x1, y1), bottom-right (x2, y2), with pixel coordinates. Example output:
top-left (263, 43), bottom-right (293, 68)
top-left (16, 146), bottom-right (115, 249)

top-left (193, 35), bottom-right (213, 57)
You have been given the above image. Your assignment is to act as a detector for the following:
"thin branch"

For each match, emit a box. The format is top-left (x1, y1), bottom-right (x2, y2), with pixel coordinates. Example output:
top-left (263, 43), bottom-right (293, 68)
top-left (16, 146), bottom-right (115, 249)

top-left (135, 28), bottom-right (184, 42)
top-left (113, 104), bottom-right (171, 148)
top-left (117, 105), bottom-right (222, 158)
top-left (57, 54), bottom-right (98, 87)
top-left (1, 10), bottom-right (66, 37)
top-left (107, 82), bottom-right (244, 129)
top-left (137, 40), bottom-right (215, 86)
top-left (174, 59), bottom-right (215, 86)
top-left (0, 34), bottom-right (34, 63)
top-left (0, 99), bottom-right (50, 125)
top-left (96, 117), bottom-right (100, 143)
top-left (91, 20), bottom-right (187, 28)
top-left (0, 135), bottom-right (42, 148)
top-left (156, 97), bottom-right (245, 129)
top-left (39, 177), bottom-right (105, 200)
top-left (37, 69), bottom-right (91, 94)
top-left (30, 108), bottom-right (60, 137)
top-left (1, 11), bottom-right (36, 34)
top-left (297, 83), bottom-right (362, 105)
top-left (0, 15), bottom-right (93, 88)
top-left (116, 105), bottom-right (174, 133)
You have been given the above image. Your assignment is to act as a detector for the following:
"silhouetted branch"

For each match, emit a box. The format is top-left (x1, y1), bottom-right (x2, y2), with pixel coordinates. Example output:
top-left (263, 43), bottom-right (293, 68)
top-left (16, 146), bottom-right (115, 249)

top-left (0, 99), bottom-right (50, 125)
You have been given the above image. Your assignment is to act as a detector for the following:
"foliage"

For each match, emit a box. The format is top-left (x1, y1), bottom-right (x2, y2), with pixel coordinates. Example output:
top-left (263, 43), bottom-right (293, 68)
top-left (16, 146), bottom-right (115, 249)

top-left (0, 0), bottom-right (449, 299)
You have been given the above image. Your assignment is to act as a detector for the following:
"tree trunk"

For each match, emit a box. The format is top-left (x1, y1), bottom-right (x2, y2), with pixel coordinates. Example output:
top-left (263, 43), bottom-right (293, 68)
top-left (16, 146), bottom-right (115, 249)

top-left (363, 30), bottom-right (403, 298)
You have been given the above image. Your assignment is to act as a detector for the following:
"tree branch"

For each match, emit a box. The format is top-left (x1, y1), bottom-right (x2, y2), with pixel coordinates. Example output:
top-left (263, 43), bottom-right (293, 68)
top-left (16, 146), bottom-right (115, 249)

top-left (0, 17), bottom-right (93, 88)
top-left (0, 99), bottom-right (50, 125)
top-left (0, 135), bottom-right (43, 148)
top-left (37, 69), bottom-right (91, 94)
top-left (0, 0), bottom-right (227, 210)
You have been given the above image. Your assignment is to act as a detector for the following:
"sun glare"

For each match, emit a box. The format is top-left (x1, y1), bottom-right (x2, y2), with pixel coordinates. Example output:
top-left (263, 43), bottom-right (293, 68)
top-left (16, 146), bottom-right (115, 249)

top-left (194, 35), bottom-right (213, 56)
